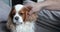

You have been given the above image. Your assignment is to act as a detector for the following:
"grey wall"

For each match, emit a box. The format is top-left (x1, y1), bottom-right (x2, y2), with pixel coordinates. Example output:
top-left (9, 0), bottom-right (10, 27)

top-left (0, 0), bottom-right (11, 22)
top-left (2, 0), bottom-right (10, 5)
top-left (37, 0), bottom-right (44, 2)
top-left (2, 0), bottom-right (12, 7)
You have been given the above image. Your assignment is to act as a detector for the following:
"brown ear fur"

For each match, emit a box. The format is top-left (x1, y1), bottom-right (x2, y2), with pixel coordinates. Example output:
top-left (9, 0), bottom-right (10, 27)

top-left (29, 12), bottom-right (38, 21)
top-left (7, 17), bottom-right (15, 30)
top-left (6, 7), bottom-right (15, 30)
top-left (24, 6), bottom-right (38, 21)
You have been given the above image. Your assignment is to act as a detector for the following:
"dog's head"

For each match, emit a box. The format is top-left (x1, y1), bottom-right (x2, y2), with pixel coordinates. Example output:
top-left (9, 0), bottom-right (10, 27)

top-left (8, 4), bottom-right (37, 25)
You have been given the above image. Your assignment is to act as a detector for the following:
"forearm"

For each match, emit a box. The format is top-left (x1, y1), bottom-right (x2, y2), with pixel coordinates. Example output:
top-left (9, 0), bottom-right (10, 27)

top-left (45, 3), bottom-right (60, 10)
top-left (37, 0), bottom-right (60, 10)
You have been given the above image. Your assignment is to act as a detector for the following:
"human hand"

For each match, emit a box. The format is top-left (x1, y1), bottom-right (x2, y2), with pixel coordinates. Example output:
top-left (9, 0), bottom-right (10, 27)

top-left (29, 0), bottom-right (58, 15)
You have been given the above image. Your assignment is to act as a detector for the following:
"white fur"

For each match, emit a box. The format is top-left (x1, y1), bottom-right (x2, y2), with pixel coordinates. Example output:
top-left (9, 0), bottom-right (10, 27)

top-left (12, 22), bottom-right (35, 32)
top-left (15, 4), bottom-right (24, 11)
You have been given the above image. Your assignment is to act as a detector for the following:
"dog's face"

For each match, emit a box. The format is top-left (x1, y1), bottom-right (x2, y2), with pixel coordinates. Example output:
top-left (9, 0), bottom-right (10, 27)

top-left (9, 4), bottom-right (33, 25)
top-left (13, 5), bottom-right (24, 25)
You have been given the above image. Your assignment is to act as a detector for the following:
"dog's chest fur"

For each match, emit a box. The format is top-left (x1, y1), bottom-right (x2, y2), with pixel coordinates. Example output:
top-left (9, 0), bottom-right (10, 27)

top-left (13, 22), bottom-right (35, 32)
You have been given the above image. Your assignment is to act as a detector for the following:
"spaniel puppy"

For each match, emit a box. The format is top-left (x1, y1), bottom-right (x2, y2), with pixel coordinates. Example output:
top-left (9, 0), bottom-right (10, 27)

top-left (7, 4), bottom-right (38, 32)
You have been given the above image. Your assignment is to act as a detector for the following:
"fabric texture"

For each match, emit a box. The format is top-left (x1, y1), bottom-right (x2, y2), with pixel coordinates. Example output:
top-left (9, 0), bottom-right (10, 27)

top-left (36, 9), bottom-right (60, 32)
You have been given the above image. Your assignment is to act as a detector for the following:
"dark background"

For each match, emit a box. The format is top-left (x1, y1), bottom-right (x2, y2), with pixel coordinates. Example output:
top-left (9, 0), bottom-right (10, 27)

top-left (12, 0), bottom-right (37, 6)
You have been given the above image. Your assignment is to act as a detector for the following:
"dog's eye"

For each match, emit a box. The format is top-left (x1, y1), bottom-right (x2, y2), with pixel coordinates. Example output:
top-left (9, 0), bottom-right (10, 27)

top-left (20, 13), bottom-right (23, 15)
top-left (19, 13), bottom-right (23, 15)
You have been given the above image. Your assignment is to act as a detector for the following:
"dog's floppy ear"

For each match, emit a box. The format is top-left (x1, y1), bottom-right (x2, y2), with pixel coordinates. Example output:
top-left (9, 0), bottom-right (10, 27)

top-left (21, 6), bottom-right (32, 21)
top-left (7, 7), bottom-right (15, 30)
top-left (24, 5), bottom-right (32, 12)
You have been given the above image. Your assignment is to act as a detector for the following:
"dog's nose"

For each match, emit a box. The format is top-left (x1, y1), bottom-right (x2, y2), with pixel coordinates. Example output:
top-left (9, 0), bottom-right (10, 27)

top-left (20, 22), bottom-right (22, 24)
top-left (15, 16), bottom-right (19, 20)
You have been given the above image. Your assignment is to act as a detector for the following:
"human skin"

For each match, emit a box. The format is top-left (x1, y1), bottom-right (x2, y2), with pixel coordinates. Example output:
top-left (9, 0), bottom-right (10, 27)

top-left (29, 0), bottom-right (60, 15)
